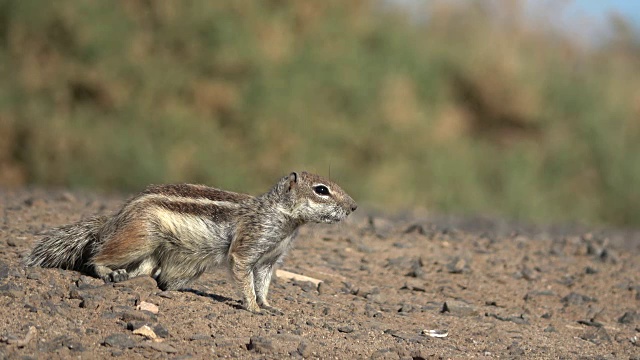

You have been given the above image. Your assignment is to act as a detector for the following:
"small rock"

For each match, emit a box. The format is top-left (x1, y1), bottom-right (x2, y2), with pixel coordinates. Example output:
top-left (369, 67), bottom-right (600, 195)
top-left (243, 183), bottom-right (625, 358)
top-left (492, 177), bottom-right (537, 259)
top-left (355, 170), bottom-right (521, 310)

top-left (619, 311), bottom-right (637, 324)
top-left (156, 291), bottom-right (173, 299)
top-left (405, 258), bottom-right (425, 278)
top-left (517, 266), bottom-right (538, 281)
top-left (523, 290), bottom-right (555, 301)
top-left (370, 348), bottom-right (401, 360)
top-left (404, 224), bottom-right (426, 235)
top-left (0, 262), bottom-right (8, 281)
top-left (337, 326), bottom-right (355, 333)
top-left (121, 309), bottom-right (156, 323)
top-left (543, 326), bottom-right (556, 332)
top-left (441, 301), bottom-right (478, 317)
top-left (446, 257), bottom-right (469, 274)
top-left (356, 286), bottom-right (380, 299)
top-left (392, 242), bottom-right (411, 249)
top-left (26, 270), bottom-right (41, 280)
top-left (153, 324), bottom-right (169, 338)
top-left (247, 336), bottom-right (274, 354)
top-left (400, 281), bottom-right (426, 292)
top-left (6, 327), bottom-right (37, 348)
top-left (113, 276), bottom-right (157, 290)
top-left (485, 312), bottom-right (529, 325)
top-left (76, 275), bottom-right (102, 289)
top-left (561, 292), bottom-right (597, 305)
top-left (64, 340), bottom-right (85, 352)
top-left (189, 334), bottom-right (211, 341)
top-left (584, 266), bottom-right (599, 274)
top-left (298, 341), bottom-right (312, 357)
top-left (581, 327), bottom-right (611, 344)
top-left (132, 325), bottom-right (157, 339)
top-left (80, 295), bottom-right (104, 310)
top-left (557, 275), bottom-right (575, 287)
top-left (507, 342), bottom-right (526, 356)
top-left (398, 303), bottom-right (414, 313)
top-left (6, 239), bottom-right (17, 247)
top-left (57, 192), bottom-right (77, 203)
top-left (102, 333), bottom-right (136, 349)
top-left (0, 283), bottom-right (23, 298)
top-left (317, 282), bottom-right (336, 295)
top-left (23, 197), bottom-right (45, 207)
top-left (293, 280), bottom-right (316, 293)
top-left (357, 244), bottom-right (375, 253)
top-left (136, 301), bottom-right (159, 314)
top-left (578, 319), bottom-right (603, 327)
top-left (142, 342), bottom-right (178, 353)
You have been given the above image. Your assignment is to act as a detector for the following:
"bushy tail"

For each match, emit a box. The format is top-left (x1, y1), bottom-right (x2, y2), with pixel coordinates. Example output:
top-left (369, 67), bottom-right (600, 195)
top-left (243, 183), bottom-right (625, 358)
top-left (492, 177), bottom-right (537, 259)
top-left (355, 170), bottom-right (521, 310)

top-left (25, 215), bottom-right (109, 271)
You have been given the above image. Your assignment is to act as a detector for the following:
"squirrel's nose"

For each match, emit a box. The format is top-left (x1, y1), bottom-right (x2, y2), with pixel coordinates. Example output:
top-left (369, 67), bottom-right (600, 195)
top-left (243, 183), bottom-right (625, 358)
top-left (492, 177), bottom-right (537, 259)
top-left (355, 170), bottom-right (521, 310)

top-left (350, 204), bottom-right (358, 212)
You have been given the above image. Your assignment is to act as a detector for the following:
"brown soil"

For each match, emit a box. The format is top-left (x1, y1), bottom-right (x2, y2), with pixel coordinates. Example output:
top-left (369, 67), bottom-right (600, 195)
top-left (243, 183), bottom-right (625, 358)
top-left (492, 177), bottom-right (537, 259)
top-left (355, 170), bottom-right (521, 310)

top-left (0, 188), bottom-right (639, 359)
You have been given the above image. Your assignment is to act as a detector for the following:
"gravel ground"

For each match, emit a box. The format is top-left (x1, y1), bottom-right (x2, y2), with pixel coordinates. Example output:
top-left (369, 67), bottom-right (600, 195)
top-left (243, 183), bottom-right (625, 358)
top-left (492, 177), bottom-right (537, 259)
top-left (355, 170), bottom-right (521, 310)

top-left (0, 188), bottom-right (638, 359)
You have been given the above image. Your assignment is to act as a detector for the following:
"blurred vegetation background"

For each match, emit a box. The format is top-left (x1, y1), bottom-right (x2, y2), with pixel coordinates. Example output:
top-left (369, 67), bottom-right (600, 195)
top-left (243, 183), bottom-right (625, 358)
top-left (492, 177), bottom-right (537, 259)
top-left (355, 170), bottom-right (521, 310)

top-left (1, 0), bottom-right (639, 226)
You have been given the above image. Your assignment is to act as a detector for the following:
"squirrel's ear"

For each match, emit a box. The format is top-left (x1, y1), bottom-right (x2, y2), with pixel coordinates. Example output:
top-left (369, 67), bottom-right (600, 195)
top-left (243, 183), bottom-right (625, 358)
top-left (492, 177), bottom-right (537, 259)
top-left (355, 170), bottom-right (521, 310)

top-left (287, 172), bottom-right (298, 191)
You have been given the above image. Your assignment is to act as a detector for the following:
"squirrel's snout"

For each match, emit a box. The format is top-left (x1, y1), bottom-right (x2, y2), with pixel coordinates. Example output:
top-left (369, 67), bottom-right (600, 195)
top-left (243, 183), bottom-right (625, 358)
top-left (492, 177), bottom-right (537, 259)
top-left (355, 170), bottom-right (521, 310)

top-left (350, 204), bottom-right (358, 212)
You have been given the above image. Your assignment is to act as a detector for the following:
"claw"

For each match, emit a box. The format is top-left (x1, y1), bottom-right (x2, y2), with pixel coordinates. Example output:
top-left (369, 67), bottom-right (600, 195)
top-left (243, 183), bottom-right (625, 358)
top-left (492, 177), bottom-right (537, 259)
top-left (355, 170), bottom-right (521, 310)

top-left (107, 269), bottom-right (129, 283)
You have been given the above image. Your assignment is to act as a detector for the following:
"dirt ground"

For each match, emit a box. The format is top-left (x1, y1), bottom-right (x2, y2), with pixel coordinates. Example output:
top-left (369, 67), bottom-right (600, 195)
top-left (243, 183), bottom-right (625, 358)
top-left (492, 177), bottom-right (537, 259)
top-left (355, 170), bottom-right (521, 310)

top-left (0, 188), bottom-right (638, 359)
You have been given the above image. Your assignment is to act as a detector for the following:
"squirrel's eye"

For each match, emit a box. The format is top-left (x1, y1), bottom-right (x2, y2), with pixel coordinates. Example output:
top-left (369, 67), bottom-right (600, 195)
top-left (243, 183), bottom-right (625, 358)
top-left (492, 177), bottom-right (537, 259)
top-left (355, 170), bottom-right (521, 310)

top-left (313, 185), bottom-right (330, 196)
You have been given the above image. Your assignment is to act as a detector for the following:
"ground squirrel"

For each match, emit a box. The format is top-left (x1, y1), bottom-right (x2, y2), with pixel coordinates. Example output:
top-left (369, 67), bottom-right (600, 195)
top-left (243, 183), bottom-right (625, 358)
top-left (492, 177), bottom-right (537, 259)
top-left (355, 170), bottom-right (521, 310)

top-left (26, 171), bottom-right (357, 314)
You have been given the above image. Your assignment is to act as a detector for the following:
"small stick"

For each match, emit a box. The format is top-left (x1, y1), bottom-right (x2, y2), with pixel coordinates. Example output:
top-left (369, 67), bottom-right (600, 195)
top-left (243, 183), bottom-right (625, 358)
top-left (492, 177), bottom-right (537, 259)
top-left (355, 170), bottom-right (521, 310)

top-left (8, 326), bottom-right (37, 348)
top-left (275, 270), bottom-right (323, 287)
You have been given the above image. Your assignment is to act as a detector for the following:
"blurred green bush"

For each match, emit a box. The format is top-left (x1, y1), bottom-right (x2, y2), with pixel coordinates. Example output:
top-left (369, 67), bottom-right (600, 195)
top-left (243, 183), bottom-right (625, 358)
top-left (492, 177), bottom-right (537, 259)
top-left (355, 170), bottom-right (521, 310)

top-left (1, 0), bottom-right (639, 226)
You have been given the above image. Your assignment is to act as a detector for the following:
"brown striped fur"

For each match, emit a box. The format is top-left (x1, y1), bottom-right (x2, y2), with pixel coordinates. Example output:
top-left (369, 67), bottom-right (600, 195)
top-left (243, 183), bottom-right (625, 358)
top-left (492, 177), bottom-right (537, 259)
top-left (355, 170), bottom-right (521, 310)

top-left (25, 172), bottom-right (357, 314)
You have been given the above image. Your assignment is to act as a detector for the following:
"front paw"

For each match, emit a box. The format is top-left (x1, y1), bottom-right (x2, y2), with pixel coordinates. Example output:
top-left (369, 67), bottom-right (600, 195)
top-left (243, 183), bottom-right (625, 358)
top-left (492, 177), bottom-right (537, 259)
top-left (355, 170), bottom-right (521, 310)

top-left (243, 302), bottom-right (264, 315)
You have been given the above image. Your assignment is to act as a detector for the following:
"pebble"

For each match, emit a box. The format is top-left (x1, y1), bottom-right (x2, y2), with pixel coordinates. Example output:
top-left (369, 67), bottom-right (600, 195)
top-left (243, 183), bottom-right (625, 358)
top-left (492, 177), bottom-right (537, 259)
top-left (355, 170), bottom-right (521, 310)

top-left (584, 266), bottom-right (599, 274)
top-left (523, 290), bottom-right (555, 301)
top-left (578, 319), bottom-right (603, 327)
top-left (247, 336), bottom-right (274, 354)
top-left (0, 261), bottom-right (9, 281)
top-left (153, 324), bottom-right (169, 338)
top-left (561, 292), bottom-right (597, 305)
top-left (80, 295), bottom-right (104, 310)
top-left (141, 341), bottom-right (178, 353)
top-left (446, 257), bottom-right (469, 274)
top-left (113, 275), bottom-right (158, 291)
top-left (401, 281), bottom-right (426, 292)
top-left (297, 340), bottom-right (312, 357)
top-left (132, 325), bottom-right (157, 339)
top-left (485, 312), bottom-right (529, 325)
top-left (102, 333), bottom-right (137, 349)
top-left (404, 224), bottom-right (426, 235)
top-left (0, 283), bottom-right (23, 298)
top-left (136, 301), bottom-right (159, 314)
top-left (405, 258), bottom-right (425, 278)
top-left (618, 311), bottom-right (637, 324)
top-left (156, 291), bottom-right (174, 299)
top-left (121, 309), bottom-right (156, 323)
top-left (337, 325), bottom-right (355, 333)
top-left (441, 300), bottom-right (479, 317)
top-left (580, 327), bottom-right (611, 344)
top-left (189, 334), bottom-right (211, 341)
top-left (370, 348), bottom-right (401, 360)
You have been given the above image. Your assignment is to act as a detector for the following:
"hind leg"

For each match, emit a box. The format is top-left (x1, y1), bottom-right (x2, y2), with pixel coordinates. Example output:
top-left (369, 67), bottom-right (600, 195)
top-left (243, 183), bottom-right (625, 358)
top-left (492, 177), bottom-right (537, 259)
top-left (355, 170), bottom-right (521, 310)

top-left (154, 257), bottom-right (206, 291)
top-left (92, 257), bottom-right (157, 284)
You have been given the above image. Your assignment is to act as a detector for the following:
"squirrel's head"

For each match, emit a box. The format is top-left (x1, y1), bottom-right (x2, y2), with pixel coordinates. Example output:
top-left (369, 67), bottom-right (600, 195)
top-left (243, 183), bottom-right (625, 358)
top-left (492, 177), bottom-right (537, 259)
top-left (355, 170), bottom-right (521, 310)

top-left (274, 171), bottom-right (357, 224)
